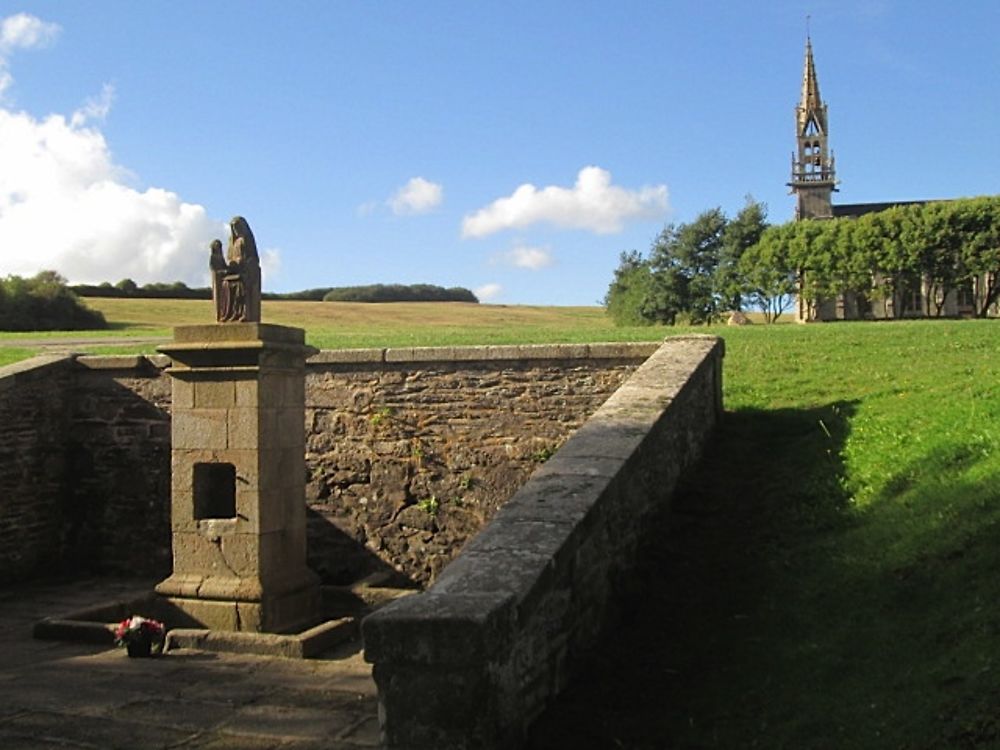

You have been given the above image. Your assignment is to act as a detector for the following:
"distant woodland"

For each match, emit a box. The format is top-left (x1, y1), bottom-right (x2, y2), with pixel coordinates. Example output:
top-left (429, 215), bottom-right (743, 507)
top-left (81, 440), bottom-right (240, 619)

top-left (71, 280), bottom-right (479, 304)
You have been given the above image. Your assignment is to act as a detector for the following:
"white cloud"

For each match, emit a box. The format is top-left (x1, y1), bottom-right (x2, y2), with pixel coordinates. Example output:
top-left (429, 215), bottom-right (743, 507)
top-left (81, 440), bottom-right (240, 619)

top-left (259, 247), bottom-right (282, 281)
top-left (0, 13), bottom-right (248, 288)
top-left (462, 166), bottom-right (669, 238)
top-left (0, 107), bottom-right (227, 287)
top-left (475, 283), bottom-right (502, 302)
top-left (0, 13), bottom-right (60, 98)
top-left (71, 83), bottom-right (115, 128)
top-left (493, 243), bottom-right (554, 270)
top-left (388, 176), bottom-right (443, 215)
top-left (0, 13), bottom-right (59, 51)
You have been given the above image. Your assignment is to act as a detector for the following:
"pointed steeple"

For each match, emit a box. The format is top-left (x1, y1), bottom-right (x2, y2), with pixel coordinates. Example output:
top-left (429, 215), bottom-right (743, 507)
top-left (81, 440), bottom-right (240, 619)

top-left (789, 34), bottom-right (836, 219)
top-left (797, 38), bottom-right (827, 136)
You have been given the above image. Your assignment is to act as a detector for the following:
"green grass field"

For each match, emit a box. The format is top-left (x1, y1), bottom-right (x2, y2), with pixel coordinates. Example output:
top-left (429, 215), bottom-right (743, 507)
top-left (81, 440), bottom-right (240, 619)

top-left (531, 318), bottom-right (1000, 748)
top-left (3, 299), bottom-right (999, 745)
top-left (670, 319), bottom-right (1000, 747)
top-left (0, 298), bottom-right (668, 358)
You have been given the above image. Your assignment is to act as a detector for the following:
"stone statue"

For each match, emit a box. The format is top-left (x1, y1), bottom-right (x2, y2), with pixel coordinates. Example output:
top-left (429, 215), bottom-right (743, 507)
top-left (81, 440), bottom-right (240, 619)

top-left (210, 216), bottom-right (261, 323)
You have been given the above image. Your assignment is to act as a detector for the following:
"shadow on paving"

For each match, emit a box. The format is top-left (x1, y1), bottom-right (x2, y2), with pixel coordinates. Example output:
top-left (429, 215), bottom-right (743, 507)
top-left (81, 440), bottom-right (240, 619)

top-left (526, 402), bottom-right (859, 750)
top-left (0, 579), bottom-right (380, 750)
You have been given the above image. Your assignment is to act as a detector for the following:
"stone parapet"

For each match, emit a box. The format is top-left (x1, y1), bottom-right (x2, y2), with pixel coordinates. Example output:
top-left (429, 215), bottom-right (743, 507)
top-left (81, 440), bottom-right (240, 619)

top-left (362, 336), bottom-right (725, 749)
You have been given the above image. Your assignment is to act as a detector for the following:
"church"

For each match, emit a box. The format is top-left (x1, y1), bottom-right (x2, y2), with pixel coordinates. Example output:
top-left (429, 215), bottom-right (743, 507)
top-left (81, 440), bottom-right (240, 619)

top-left (788, 37), bottom-right (998, 322)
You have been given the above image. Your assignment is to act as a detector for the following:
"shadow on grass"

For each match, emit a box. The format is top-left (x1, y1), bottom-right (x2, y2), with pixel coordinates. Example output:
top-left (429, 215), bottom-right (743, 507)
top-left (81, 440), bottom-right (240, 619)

top-left (528, 401), bottom-right (860, 749)
top-left (529, 401), bottom-right (1000, 749)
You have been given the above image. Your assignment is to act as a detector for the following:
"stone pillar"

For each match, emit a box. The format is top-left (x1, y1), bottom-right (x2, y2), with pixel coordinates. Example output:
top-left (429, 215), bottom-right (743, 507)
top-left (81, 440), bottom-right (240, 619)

top-left (155, 323), bottom-right (320, 633)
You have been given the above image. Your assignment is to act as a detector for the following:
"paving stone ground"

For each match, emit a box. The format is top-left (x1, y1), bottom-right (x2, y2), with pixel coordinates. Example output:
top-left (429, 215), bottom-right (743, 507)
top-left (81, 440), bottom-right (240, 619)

top-left (0, 578), bottom-right (379, 750)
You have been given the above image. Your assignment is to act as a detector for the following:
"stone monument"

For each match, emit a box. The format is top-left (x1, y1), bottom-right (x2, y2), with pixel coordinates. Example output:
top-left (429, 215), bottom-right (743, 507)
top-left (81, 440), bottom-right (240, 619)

top-left (155, 217), bottom-right (320, 633)
top-left (211, 216), bottom-right (262, 323)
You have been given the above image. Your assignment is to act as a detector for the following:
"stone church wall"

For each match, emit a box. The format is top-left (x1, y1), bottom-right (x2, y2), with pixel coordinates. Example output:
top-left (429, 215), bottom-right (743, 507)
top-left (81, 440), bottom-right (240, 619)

top-left (0, 343), bottom-right (656, 587)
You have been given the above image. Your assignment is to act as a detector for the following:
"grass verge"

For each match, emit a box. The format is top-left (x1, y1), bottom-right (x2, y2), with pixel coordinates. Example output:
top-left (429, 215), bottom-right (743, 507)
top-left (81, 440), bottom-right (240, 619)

top-left (0, 348), bottom-right (38, 368)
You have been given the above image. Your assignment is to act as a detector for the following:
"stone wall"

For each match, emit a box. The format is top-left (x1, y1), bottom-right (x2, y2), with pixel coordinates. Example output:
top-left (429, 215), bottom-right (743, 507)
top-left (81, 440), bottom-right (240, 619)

top-left (304, 344), bottom-right (652, 586)
top-left (0, 343), bottom-right (656, 587)
top-left (0, 356), bottom-right (75, 584)
top-left (362, 336), bottom-right (725, 750)
top-left (70, 356), bottom-right (172, 576)
top-left (0, 354), bottom-right (173, 585)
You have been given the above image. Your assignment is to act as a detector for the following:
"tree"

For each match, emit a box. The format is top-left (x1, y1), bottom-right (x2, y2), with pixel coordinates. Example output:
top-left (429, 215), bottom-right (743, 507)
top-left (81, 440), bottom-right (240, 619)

top-left (604, 251), bottom-right (656, 325)
top-left (739, 225), bottom-right (796, 323)
top-left (0, 272), bottom-right (106, 331)
top-left (956, 197), bottom-right (1000, 317)
top-left (648, 208), bottom-right (727, 324)
top-left (115, 278), bottom-right (138, 294)
top-left (717, 197), bottom-right (768, 312)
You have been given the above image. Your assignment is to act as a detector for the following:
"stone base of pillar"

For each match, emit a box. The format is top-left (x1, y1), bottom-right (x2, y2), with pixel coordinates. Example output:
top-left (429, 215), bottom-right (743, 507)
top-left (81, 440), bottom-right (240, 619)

top-left (156, 570), bottom-right (321, 634)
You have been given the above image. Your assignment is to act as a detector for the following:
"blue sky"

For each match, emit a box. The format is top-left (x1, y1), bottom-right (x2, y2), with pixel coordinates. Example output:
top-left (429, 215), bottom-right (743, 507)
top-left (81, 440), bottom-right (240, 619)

top-left (2, 1), bottom-right (999, 305)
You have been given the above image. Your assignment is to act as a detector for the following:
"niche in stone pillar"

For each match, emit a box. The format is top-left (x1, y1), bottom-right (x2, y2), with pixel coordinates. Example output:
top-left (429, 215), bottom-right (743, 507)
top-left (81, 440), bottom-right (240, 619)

top-left (193, 463), bottom-right (237, 520)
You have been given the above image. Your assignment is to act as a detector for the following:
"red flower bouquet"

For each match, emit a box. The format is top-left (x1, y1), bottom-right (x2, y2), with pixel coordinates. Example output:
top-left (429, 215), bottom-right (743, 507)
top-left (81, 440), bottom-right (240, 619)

top-left (114, 615), bottom-right (166, 658)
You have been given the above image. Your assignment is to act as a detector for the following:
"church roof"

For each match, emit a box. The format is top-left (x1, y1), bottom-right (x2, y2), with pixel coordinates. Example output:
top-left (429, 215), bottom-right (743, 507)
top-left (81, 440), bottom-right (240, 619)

top-left (831, 200), bottom-right (935, 218)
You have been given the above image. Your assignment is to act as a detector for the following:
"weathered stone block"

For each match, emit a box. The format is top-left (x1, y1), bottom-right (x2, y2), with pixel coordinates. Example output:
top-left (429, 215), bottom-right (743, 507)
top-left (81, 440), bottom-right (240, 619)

top-left (173, 408), bottom-right (227, 450)
top-left (227, 406), bottom-right (261, 450)
top-left (172, 378), bottom-right (195, 409)
top-left (193, 379), bottom-right (236, 409)
top-left (234, 377), bottom-right (259, 407)
top-left (363, 591), bottom-right (515, 666)
top-left (169, 529), bottom-right (243, 576)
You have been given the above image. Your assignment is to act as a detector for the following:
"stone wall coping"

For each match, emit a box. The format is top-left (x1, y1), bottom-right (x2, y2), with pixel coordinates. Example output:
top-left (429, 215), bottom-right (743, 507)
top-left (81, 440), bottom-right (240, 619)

top-left (307, 341), bottom-right (661, 366)
top-left (75, 354), bottom-right (171, 371)
top-left (0, 354), bottom-right (76, 392)
top-left (3, 340), bottom-right (666, 379)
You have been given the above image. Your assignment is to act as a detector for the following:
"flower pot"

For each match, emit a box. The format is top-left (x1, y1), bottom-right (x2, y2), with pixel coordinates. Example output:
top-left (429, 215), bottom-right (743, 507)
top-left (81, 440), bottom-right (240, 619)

top-left (126, 638), bottom-right (152, 658)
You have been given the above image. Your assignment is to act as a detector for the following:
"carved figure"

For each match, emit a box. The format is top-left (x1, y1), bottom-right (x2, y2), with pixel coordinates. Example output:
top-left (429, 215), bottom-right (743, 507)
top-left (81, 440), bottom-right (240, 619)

top-left (209, 239), bottom-right (227, 321)
top-left (210, 216), bottom-right (261, 322)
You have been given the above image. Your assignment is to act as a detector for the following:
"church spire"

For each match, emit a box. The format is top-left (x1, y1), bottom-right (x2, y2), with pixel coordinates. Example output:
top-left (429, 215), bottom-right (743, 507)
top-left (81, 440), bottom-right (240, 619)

top-left (797, 37), bottom-right (827, 136)
top-left (789, 34), bottom-right (836, 219)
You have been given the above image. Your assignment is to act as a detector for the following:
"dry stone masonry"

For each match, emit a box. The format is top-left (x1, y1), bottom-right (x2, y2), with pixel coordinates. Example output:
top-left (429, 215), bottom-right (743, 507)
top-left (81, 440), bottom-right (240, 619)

top-left (304, 344), bottom-right (651, 586)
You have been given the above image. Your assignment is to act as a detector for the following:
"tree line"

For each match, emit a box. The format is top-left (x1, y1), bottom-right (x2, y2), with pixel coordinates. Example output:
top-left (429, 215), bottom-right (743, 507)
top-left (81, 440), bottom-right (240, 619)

top-left (72, 279), bottom-right (211, 299)
top-left (745, 195), bottom-right (1000, 319)
top-left (321, 284), bottom-right (478, 303)
top-left (72, 279), bottom-right (479, 304)
top-left (606, 194), bottom-right (1000, 324)
top-left (1, 272), bottom-right (107, 331)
